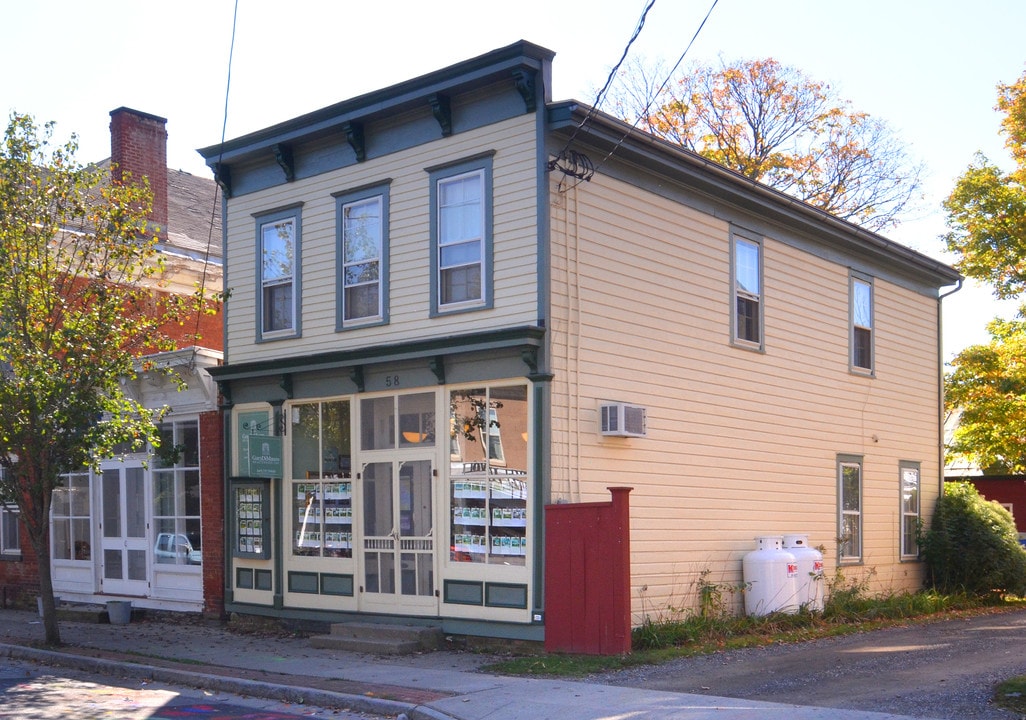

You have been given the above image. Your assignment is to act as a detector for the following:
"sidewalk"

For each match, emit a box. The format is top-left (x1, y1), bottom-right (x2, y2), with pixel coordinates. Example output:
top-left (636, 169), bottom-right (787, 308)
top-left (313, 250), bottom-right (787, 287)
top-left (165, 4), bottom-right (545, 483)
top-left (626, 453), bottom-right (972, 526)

top-left (0, 608), bottom-right (930, 720)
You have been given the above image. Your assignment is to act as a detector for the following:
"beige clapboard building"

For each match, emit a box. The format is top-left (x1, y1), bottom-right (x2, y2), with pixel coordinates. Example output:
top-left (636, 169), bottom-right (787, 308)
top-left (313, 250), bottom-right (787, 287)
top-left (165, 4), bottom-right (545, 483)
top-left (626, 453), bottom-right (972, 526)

top-left (200, 42), bottom-right (960, 641)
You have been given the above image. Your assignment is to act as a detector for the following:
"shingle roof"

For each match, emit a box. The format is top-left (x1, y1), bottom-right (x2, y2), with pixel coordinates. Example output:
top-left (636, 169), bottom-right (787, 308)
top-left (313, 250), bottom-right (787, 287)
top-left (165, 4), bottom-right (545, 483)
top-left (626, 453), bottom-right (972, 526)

top-left (95, 159), bottom-right (222, 263)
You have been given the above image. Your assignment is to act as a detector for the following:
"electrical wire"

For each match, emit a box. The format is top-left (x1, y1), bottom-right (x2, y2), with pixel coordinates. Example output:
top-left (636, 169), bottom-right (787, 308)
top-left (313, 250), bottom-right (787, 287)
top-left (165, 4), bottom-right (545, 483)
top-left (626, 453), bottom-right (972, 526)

top-left (549, 0), bottom-right (656, 189)
top-left (193, 0), bottom-right (239, 354)
top-left (590, 0), bottom-right (719, 178)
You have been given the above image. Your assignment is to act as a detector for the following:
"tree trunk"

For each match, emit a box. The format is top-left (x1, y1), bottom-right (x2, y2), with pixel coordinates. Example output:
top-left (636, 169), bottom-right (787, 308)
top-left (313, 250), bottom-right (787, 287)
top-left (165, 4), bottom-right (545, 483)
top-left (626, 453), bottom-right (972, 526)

top-left (25, 504), bottom-right (61, 646)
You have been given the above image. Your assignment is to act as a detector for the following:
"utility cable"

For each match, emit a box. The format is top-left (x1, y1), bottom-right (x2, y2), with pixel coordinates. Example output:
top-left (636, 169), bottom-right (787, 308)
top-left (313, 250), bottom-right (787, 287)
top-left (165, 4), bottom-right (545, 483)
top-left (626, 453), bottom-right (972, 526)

top-left (550, 0), bottom-right (656, 189)
top-left (193, 0), bottom-right (239, 358)
top-left (590, 0), bottom-right (719, 177)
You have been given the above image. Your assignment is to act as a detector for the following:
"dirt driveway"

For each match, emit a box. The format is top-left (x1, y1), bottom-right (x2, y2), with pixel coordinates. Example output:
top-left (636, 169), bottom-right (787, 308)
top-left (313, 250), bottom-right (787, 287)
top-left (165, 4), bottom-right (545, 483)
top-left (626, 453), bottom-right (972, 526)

top-left (585, 608), bottom-right (1026, 719)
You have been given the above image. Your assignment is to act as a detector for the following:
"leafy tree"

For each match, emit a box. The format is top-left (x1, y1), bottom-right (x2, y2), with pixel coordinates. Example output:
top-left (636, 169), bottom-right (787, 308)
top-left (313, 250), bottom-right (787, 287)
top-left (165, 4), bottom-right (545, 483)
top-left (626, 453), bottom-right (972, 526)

top-left (921, 481), bottom-right (1026, 598)
top-left (944, 68), bottom-right (1026, 471)
top-left (0, 113), bottom-right (204, 645)
top-left (608, 57), bottom-right (923, 231)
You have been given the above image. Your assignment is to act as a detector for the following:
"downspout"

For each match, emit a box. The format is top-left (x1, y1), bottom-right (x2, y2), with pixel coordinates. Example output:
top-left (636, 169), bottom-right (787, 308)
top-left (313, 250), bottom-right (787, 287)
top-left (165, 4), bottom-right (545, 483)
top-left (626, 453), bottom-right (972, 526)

top-left (937, 278), bottom-right (964, 496)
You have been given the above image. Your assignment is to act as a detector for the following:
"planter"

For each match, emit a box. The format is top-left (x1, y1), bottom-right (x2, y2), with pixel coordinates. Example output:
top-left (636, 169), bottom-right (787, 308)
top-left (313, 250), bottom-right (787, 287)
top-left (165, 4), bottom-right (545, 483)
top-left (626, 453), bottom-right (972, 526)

top-left (106, 600), bottom-right (132, 625)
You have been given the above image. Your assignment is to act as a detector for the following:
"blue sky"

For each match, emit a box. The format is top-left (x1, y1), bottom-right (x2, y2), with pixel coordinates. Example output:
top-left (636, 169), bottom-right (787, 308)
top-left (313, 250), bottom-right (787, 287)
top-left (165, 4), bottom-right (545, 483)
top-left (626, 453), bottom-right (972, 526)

top-left (3, 0), bottom-right (1025, 357)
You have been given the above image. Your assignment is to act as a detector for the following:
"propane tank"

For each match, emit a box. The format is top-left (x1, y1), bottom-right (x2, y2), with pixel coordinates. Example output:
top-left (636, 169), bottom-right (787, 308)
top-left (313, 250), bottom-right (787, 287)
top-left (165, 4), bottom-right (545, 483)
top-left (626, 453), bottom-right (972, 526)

top-left (742, 536), bottom-right (798, 616)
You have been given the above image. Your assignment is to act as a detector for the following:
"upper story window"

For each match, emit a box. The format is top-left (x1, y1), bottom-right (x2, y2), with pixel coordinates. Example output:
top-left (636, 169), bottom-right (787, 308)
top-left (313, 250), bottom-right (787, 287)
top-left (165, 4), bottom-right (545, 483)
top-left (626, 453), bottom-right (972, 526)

top-left (732, 231), bottom-right (763, 348)
top-left (838, 456), bottom-right (863, 563)
top-left (336, 185), bottom-right (389, 328)
top-left (257, 207), bottom-right (302, 339)
top-left (851, 273), bottom-right (874, 373)
top-left (429, 155), bottom-right (493, 315)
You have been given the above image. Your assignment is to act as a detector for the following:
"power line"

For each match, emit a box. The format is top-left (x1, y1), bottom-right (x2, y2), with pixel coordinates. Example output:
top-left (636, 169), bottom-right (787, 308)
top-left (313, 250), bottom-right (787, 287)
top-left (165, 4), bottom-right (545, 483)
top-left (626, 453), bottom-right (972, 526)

top-left (590, 0), bottom-right (719, 177)
top-left (549, 0), bottom-right (656, 188)
top-left (194, 0), bottom-right (239, 351)
top-left (551, 0), bottom-right (720, 191)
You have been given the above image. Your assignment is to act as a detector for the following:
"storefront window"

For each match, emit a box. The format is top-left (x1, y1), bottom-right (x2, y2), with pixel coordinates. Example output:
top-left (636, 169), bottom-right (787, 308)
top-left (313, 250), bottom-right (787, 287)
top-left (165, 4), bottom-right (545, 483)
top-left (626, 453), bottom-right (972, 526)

top-left (360, 393), bottom-right (434, 450)
top-left (449, 386), bottom-right (529, 565)
top-left (291, 400), bottom-right (352, 558)
top-left (53, 472), bottom-right (91, 561)
top-left (153, 420), bottom-right (202, 566)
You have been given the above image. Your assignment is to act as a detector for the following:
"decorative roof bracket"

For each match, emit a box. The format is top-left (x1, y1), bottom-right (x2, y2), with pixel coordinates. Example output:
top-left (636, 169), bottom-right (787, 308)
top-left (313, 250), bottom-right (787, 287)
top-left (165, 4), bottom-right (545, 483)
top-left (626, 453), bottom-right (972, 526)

top-left (512, 68), bottom-right (537, 113)
top-left (273, 143), bottom-right (295, 182)
top-left (429, 93), bottom-right (452, 137)
top-left (213, 162), bottom-right (232, 198)
top-left (342, 121), bottom-right (366, 162)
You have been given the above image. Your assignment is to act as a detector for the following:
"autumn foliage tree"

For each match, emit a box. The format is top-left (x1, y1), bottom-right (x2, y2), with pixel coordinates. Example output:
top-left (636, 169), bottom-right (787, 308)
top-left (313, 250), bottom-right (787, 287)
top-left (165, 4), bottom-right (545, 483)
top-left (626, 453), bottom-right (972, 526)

top-left (0, 113), bottom-right (207, 645)
top-left (944, 68), bottom-right (1026, 473)
top-left (608, 57), bottom-right (923, 231)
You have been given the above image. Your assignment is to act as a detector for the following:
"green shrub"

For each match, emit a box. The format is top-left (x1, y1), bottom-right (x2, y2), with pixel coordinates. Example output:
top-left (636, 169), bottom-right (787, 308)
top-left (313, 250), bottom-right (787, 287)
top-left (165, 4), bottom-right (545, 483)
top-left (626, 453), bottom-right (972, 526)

top-left (921, 481), bottom-right (1026, 598)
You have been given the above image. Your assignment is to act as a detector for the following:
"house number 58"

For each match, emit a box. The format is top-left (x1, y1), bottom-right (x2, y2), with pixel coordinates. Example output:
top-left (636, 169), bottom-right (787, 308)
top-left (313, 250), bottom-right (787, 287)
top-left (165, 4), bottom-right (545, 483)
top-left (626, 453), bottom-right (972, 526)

top-left (385, 375), bottom-right (400, 387)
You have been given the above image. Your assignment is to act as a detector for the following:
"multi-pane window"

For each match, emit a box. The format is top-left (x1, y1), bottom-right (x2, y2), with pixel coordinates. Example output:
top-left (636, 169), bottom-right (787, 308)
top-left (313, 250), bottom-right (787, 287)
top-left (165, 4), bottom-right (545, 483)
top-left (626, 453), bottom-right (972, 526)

top-left (1, 503), bottom-right (19, 556)
top-left (733, 234), bottom-right (762, 346)
top-left (900, 463), bottom-right (921, 559)
top-left (838, 457), bottom-right (863, 563)
top-left (152, 420), bottom-right (202, 566)
top-left (259, 212), bottom-right (299, 336)
top-left (291, 400), bottom-right (352, 559)
top-left (450, 386), bottom-right (529, 566)
top-left (53, 471), bottom-right (91, 561)
top-left (338, 186), bottom-right (388, 327)
top-left (851, 275), bottom-right (874, 372)
top-left (431, 157), bottom-right (492, 313)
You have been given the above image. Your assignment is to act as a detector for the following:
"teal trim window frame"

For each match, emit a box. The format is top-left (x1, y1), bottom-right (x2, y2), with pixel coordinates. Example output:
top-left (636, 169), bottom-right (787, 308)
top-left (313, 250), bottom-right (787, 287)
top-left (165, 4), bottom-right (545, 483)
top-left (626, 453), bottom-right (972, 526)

top-left (899, 461), bottom-right (921, 560)
top-left (428, 153), bottom-right (494, 316)
top-left (837, 454), bottom-right (863, 564)
top-left (255, 205), bottom-right (302, 341)
top-left (730, 226), bottom-right (764, 350)
top-left (335, 182), bottom-right (390, 329)
top-left (849, 271), bottom-right (874, 375)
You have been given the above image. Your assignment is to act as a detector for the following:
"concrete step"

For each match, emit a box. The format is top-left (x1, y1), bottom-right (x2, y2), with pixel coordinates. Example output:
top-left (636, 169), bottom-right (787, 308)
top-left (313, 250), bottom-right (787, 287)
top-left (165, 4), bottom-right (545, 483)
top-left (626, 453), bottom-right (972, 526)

top-left (309, 622), bottom-right (443, 655)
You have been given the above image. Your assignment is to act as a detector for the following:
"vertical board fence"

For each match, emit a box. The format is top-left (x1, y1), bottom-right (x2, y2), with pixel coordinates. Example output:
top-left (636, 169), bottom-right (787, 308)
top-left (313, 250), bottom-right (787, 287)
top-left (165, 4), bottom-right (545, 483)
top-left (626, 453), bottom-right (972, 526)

top-left (544, 486), bottom-right (632, 655)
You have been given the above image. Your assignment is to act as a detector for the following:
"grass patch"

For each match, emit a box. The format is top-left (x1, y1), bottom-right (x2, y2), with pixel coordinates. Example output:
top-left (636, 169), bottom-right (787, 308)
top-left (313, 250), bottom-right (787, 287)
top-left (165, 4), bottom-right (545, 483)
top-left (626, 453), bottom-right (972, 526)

top-left (482, 571), bottom-right (1026, 678)
top-left (994, 676), bottom-right (1026, 714)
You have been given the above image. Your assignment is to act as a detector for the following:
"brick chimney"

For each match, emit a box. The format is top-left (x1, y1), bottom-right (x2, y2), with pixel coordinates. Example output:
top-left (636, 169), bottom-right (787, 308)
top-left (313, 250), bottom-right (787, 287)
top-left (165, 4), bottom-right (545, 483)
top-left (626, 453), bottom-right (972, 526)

top-left (109, 107), bottom-right (168, 232)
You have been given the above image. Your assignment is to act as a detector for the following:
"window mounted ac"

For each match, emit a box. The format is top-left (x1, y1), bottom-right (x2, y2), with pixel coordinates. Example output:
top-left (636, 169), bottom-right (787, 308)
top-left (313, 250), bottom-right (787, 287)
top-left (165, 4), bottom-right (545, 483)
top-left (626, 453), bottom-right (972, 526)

top-left (600, 403), bottom-right (647, 438)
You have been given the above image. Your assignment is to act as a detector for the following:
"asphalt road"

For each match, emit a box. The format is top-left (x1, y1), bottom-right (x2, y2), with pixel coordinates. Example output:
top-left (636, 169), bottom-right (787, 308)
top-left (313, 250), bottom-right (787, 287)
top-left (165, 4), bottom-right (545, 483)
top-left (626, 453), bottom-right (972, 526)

top-left (0, 658), bottom-right (384, 720)
top-left (586, 608), bottom-right (1026, 719)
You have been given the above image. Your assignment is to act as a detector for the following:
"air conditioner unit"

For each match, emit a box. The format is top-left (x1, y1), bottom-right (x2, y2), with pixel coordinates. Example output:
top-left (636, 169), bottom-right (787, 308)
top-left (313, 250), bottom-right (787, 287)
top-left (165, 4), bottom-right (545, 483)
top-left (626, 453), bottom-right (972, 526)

top-left (600, 403), bottom-right (647, 438)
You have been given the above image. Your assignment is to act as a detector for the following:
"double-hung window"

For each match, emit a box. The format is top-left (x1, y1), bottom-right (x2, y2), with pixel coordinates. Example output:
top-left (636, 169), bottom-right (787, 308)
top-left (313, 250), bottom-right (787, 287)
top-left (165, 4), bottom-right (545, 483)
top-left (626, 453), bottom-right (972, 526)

top-left (1, 502), bottom-right (19, 557)
top-left (430, 155), bottom-right (493, 314)
top-left (900, 463), bottom-right (921, 559)
top-left (336, 185), bottom-right (388, 328)
top-left (0, 467), bottom-right (17, 558)
top-left (732, 230), bottom-right (763, 348)
top-left (258, 208), bottom-right (301, 338)
top-left (838, 455), bottom-right (863, 563)
top-left (851, 273), bottom-right (874, 373)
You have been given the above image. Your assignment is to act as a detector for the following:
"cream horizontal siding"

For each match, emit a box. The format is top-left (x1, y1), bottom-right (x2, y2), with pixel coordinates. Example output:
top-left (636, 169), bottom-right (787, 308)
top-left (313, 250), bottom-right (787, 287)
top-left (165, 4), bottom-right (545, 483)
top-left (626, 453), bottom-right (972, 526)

top-left (222, 115), bottom-right (540, 365)
top-left (549, 170), bottom-right (942, 623)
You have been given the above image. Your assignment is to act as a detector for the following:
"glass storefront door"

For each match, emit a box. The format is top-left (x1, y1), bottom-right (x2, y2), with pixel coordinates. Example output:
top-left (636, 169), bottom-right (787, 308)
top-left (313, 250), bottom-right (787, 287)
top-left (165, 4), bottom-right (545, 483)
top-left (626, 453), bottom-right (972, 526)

top-left (359, 457), bottom-right (435, 612)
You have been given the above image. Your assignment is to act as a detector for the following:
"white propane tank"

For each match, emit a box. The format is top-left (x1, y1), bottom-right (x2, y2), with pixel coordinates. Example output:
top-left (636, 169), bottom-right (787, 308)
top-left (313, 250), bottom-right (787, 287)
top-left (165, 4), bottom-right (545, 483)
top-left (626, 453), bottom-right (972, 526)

top-left (742, 536), bottom-right (799, 616)
top-left (782, 534), bottom-right (824, 612)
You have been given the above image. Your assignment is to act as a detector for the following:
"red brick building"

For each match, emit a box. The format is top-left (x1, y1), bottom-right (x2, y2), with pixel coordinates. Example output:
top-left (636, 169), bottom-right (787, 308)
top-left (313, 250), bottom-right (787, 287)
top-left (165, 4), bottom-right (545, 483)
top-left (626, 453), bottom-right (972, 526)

top-left (0, 108), bottom-right (225, 616)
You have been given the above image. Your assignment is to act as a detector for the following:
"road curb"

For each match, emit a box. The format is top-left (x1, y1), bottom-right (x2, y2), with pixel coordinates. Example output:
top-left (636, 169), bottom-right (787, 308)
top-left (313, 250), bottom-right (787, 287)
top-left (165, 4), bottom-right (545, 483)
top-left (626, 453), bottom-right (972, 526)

top-left (0, 641), bottom-right (451, 720)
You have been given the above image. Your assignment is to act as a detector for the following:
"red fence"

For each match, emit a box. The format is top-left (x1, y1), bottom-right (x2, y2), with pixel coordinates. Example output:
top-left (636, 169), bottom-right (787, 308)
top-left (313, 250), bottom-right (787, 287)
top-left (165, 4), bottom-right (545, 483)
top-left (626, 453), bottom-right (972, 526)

top-left (544, 486), bottom-right (632, 655)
